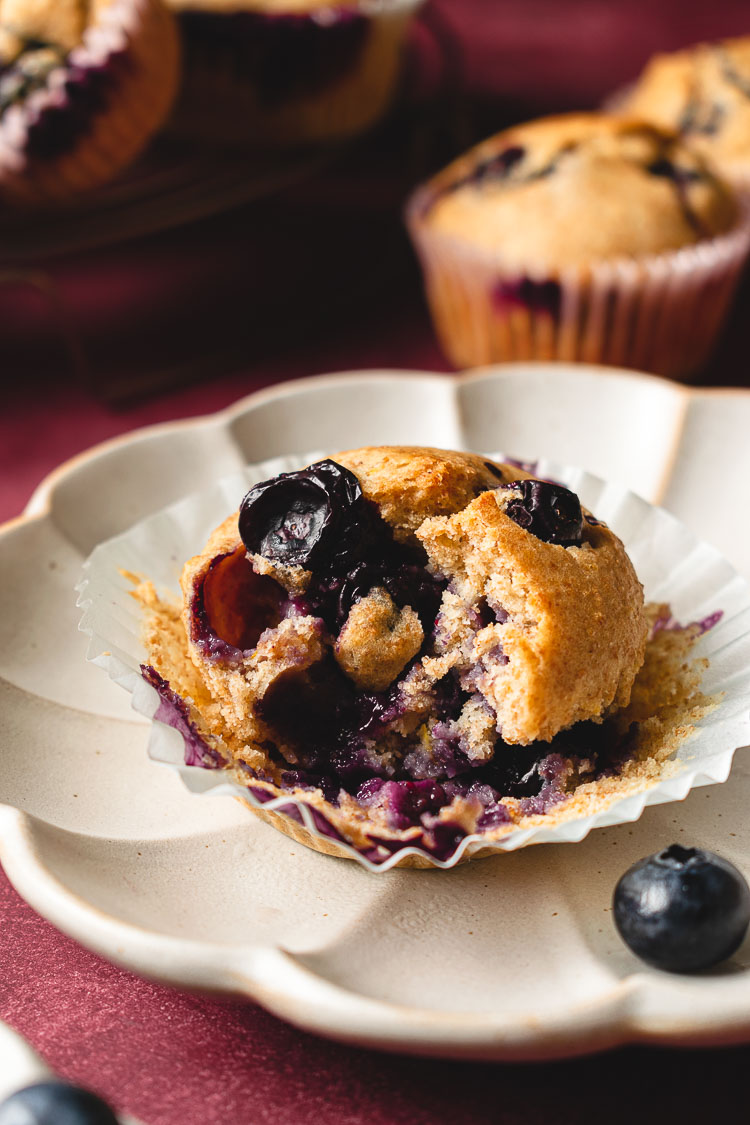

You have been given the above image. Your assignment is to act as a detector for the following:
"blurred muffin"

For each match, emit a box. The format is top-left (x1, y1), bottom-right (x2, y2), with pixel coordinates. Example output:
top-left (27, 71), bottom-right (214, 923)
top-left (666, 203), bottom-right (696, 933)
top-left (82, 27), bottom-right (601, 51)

top-left (406, 112), bottom-right (750, 379)
top-left (622, 37), bottom-right (750, 186)
top-left (166, 0), bottom-right (423, 147)
top-left (0, 0), bottom-right (180, 204)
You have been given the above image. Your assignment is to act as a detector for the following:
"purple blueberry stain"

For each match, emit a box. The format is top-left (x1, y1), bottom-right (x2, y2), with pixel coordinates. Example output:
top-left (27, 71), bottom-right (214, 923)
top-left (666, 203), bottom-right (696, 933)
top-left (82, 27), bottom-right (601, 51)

top-left (650, 607), bottom-right (723, 639)
top-left (141, 665), bottom-right (225, 769)
top-left (493, 277), bottom-right (563, 319)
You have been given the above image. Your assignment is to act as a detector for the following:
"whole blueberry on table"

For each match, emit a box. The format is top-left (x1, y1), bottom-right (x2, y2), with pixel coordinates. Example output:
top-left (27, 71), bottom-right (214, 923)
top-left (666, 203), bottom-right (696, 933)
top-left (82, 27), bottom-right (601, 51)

top-left (0, 1081), bottom-right (118, 1125)
top-left (613, 844), bottom-right (750, 973)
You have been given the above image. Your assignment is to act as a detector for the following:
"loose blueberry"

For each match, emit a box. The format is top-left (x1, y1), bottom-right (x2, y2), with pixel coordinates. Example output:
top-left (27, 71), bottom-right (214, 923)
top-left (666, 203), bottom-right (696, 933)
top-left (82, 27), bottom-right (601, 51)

top-left (0, 1081), bottom-right (118, 1125)
top-left (613, 844), bottom-right (750, 972)
top-left (500, 479), bottom-right (583, 545)
top-left (238, 459), bottom-right (367, 569)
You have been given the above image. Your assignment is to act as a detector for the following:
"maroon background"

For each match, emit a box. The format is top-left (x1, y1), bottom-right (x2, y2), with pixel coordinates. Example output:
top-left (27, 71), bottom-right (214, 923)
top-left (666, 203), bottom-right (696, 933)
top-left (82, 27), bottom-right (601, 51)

top-left (2, 2), bottom-right (750, 1121)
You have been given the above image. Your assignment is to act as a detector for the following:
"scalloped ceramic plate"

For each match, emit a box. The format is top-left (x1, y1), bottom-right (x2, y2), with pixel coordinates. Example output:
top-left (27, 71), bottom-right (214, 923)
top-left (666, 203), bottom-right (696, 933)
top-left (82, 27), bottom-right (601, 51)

top-left (4, 364), bottom-right (750, 1060)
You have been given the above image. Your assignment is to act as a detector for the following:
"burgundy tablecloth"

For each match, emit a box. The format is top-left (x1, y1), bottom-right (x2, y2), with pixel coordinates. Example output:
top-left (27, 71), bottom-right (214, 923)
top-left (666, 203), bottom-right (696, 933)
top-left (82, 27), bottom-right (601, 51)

top-left (3, 2), bottom-right (750, 1121)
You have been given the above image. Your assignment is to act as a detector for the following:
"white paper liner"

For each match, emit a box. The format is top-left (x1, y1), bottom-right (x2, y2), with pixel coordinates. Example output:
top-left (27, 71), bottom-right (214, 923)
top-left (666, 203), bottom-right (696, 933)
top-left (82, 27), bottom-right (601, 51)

top-left (77, 452), bottom-right (750, 872)
top-left (405, 183), bottom-right (750, 380)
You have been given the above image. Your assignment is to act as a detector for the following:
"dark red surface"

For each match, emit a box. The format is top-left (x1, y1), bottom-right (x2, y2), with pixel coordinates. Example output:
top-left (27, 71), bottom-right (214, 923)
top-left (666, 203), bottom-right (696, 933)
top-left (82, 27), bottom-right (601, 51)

top-left (3, 1), bottom-right (750, 1121)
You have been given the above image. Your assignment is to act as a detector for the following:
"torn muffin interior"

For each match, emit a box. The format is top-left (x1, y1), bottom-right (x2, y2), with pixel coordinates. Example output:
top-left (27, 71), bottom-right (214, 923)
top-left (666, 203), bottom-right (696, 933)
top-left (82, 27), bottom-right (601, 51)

top-left (135, 447), bottom-right (718, 864)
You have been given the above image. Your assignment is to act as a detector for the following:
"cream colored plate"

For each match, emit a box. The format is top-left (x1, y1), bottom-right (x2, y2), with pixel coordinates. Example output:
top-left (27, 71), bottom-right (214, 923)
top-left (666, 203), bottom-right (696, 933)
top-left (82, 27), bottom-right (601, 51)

top-left (3, 364), bottom-right (750, 1060)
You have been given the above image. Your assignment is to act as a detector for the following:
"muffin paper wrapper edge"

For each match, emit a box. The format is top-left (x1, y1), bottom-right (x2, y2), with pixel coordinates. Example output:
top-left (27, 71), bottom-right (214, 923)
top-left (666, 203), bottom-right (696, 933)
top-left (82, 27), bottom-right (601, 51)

top-left (76, 452), bottom-right (750, 871)
top-left (405, 191), bottom-right (750, 380)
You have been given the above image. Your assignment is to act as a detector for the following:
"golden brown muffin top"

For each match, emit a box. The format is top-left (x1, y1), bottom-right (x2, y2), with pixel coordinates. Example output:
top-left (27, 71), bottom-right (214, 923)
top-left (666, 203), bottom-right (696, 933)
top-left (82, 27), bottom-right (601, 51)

top-left (622, 37), bottom-right (750, 178)
top-left (420, 112), bottom-right (738, 270)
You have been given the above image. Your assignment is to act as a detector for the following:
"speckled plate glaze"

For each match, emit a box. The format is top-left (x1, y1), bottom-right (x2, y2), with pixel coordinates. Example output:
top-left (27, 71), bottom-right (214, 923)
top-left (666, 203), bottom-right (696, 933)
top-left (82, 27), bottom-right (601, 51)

top-left (4, 363), bottom-right (750, 1060)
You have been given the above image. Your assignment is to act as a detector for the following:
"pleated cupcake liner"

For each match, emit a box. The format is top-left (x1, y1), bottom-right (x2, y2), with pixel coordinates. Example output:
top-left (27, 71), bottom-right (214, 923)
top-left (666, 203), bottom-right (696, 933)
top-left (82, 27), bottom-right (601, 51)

top-left (76, 452), bottom-right (750, 871)
top-left (405, 186), bottom-right (750, 380)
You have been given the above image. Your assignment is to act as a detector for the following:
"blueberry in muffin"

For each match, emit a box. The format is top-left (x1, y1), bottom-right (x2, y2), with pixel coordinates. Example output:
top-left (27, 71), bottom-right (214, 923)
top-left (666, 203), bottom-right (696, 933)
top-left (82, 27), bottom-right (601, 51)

top-left (130, 446), bottom-right (729, 867)
top-left (621, 37), bottom-right (750, 186)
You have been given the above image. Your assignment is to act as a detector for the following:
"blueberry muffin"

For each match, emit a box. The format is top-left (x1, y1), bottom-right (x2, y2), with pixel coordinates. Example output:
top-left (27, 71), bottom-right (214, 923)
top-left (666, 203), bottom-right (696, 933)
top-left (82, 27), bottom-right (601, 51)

top-left (0, 0), bottom-right (179, 204)
top-left (621, 37), bottom-right (750, 186)
top-left (166, 0), bottom-right (422, 147)
top-left (406, 112), bottom-right (750, 379)
top-left (128, 446), bottom-right (727, 867)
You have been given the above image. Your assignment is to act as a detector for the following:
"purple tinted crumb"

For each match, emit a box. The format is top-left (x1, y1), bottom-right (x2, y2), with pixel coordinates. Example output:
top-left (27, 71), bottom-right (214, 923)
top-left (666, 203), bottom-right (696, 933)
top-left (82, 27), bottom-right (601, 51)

top-left (518, 785), bottom-right (567, 816)
top-left (374, 779), bottom-right (448, 831)
top-left (650, 608), bottom-right (723, 639)
top-left (515, 752), bottom-right (568, 815)
top-left (179, 8), bottom-right (369, 109)
top-left (403, 724), bottom-right (472, 780)
top-left (281, 770), bottom-right (341, 805)
top-left (493, 278), bottom-right (562, 319)
top-left (141, 665), bottom-right (225, 769)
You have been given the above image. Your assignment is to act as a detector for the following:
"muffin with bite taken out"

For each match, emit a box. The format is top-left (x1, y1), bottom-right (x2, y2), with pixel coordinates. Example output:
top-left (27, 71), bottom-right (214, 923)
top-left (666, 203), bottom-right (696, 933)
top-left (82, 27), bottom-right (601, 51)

top-left (130, 445), bottom-right (701, 867)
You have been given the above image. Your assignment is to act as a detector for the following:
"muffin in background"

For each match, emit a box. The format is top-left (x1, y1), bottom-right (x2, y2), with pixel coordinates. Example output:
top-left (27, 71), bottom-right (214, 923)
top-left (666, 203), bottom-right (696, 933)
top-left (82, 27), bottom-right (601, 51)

top-left (621, 37), bottom-right (750, 187)
top-left (406, 112), bottom-right (750, 379)
top-left (166, 0), bottom-right (423, 147)
top-left (0, 0), bottom-right (180, 205)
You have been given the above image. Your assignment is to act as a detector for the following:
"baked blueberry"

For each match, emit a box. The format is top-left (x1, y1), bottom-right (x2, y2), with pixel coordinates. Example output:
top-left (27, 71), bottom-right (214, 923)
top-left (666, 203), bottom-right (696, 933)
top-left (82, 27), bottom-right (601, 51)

top-left (0, 1081), bottom-right (118, 1125)
top-left (501, 479), bottom-right (583, 545)
top-left (239, 459), bottom-right (370, 569)
top-left (613, 844), bottom-right (750, 972)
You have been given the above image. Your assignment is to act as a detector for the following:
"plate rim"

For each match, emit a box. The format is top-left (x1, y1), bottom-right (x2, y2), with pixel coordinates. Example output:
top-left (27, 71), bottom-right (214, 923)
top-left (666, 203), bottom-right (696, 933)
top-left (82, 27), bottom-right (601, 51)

top-left (5, 361), bottom-right (750, 1061)
top-left (20, 360), bottom-right (750, 524)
